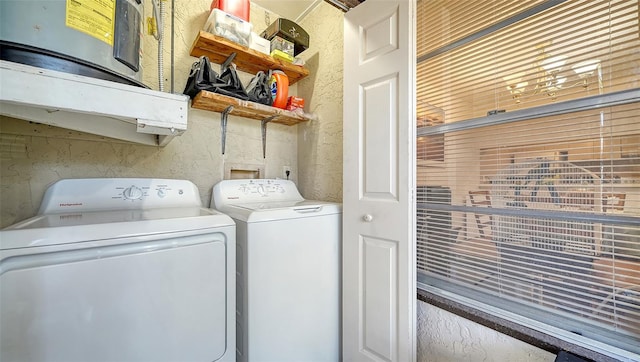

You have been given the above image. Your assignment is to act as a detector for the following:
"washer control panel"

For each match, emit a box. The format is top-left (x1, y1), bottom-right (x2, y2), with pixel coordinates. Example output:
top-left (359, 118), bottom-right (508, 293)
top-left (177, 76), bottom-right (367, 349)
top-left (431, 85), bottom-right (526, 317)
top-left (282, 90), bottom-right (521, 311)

top-left (212, 179), bottom-right (303, 208)
top-left (39, 178), bottom-right (201, 214)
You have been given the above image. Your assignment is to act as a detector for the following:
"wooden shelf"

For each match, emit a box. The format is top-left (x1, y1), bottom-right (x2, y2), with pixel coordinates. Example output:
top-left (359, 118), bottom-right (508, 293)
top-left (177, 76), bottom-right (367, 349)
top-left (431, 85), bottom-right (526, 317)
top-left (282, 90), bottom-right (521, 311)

top-left (191, 91), bottom-right (311, 126)
top-left (189, 31), bottom-right (309, 85)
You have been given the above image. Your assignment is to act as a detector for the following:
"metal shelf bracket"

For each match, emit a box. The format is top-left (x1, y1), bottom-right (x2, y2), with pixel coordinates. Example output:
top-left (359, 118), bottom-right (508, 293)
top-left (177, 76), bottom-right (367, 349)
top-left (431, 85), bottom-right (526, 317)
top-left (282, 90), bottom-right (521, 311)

top-left (261, 115), bottom-right (278, 158)
top-left (220, 105), bottom-right (234, 154)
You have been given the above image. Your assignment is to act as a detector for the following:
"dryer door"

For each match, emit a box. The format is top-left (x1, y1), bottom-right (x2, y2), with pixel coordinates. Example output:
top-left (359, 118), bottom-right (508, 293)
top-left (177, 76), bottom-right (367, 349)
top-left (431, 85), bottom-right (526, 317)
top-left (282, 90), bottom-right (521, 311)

top-left (0, 232), bottom-right (228, 361)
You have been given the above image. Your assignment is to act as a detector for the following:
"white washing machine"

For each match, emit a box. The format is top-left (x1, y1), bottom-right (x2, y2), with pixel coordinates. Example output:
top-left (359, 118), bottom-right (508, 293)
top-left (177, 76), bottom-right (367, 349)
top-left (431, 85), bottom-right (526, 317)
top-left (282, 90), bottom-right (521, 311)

top-left (0, 178), bottom-right (235, 362)
top-left (212, 179), bottom-right (341, 362)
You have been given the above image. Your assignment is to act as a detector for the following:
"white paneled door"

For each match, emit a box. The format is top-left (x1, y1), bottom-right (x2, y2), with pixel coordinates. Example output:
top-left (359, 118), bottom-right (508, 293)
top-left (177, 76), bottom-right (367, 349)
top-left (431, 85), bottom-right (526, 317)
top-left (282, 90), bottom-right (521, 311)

top-left (342, 0), bottom-right (416, 361)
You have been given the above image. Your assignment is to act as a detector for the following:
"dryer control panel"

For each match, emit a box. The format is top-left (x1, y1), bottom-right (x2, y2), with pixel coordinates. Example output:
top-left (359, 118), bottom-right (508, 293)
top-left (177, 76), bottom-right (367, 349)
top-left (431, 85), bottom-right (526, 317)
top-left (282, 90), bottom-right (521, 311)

top-left (38, 178), bottom-right (202, 214)
top-left (212, 179), bottom-right (304, 209)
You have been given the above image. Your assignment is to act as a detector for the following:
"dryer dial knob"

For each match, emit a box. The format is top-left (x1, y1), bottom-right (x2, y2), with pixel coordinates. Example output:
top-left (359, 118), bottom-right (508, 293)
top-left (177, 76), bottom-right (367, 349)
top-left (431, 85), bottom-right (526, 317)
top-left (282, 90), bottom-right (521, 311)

top-left (123, 186), bottom-right (143, 200)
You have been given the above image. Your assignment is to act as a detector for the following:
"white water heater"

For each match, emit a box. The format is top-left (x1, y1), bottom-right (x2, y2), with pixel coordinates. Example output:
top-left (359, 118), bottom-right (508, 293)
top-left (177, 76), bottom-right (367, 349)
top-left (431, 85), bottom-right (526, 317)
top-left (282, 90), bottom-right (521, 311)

top-left (0, 0), bottom-right (144, 87)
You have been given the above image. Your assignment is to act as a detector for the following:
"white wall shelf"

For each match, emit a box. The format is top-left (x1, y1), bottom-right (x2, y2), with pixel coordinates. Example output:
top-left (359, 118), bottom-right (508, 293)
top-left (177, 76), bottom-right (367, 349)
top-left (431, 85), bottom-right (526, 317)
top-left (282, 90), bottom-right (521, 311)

top-left (0, 60), bottom-right (190, 146)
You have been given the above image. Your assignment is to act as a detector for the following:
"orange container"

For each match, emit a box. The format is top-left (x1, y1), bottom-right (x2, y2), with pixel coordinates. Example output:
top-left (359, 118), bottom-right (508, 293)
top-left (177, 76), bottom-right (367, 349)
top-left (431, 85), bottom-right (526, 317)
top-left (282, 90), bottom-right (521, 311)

top-left (269, 71), bottom-right (289, 109)
top-left (210, 0), bottom-right (250, 22)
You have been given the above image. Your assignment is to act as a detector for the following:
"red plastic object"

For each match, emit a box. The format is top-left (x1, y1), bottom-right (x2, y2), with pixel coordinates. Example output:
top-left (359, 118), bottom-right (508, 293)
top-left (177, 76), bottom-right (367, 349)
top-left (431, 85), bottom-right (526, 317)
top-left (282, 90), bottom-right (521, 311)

top-left (210, 0), bottom-right (250, 22)
top-left (286, 96), bottom-right (305, 111)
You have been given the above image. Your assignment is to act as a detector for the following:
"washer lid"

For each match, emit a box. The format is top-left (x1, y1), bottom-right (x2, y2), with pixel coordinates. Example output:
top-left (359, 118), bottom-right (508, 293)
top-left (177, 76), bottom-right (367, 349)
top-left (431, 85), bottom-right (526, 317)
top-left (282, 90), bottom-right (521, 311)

top-left (218, 200), bottom-right (342, 223)
top-left (232, 200), bottom-right (311, 211)
top-left (0, 207), bottom-right (234, 250)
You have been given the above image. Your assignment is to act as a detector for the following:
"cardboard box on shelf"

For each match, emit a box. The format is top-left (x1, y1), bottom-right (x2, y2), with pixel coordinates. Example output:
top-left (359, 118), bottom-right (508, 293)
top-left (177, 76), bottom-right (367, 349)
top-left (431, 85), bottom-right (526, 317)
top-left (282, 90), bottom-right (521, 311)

top-left (286, 96), bottom-right (304, 111)
top-left (270, 36), bottom-right (294, 58)
top-left (270, 49), bottom-right (294, 63)
top-left (249, 33), bottom-right (270, 55)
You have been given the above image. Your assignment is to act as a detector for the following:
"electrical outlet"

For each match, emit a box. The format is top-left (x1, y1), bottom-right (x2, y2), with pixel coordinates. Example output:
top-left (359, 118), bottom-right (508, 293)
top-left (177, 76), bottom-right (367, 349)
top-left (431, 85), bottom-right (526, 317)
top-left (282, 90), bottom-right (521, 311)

top-left (282, 166), bottom-right (291, 179)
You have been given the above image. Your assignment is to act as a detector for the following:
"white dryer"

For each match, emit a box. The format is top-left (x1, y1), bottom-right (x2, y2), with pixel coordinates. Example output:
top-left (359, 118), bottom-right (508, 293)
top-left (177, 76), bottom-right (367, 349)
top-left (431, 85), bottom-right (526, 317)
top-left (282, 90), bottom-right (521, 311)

top-left (0, 178), bottom-right (235, 361)
top-left (212, 179), bottom-right (341, 362)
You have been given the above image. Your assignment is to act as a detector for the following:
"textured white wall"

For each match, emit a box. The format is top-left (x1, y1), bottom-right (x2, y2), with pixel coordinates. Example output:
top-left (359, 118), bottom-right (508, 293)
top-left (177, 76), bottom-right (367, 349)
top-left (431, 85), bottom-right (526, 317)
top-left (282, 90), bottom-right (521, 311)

top-left (295, 2), bottom-right (344, 202)
top-left (417, 301), bottom-right (556, 361)
top-left (0, 1), bottom-right (298, 227)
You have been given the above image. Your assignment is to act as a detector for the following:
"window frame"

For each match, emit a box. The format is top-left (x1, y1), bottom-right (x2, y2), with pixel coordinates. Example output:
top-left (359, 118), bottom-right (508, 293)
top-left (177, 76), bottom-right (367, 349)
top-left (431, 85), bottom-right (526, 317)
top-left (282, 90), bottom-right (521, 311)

top-left (415, 1), bottom-right (640, 360)
top-left (416, 92), bottom-right (640, 361)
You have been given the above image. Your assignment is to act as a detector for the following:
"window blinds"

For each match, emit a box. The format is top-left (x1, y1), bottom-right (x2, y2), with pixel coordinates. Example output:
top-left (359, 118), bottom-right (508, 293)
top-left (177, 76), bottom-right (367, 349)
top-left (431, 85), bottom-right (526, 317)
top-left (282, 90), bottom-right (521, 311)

top-left (416, 0), bottom-right (640, 357)
top-left (417, 0), bottom-right (638, 123)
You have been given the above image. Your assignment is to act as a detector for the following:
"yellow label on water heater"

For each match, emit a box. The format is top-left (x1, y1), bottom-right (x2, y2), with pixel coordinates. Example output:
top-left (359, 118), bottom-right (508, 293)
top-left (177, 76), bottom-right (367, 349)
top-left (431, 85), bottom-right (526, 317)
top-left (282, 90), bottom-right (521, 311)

top-left (65, 0), bottom-right (115, 46)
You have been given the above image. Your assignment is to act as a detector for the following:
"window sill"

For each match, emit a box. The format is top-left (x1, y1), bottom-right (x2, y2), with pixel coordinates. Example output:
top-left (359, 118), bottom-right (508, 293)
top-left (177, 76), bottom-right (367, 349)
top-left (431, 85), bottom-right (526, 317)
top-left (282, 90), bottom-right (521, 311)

top-left (417, 286), bottom-right (621, 362)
